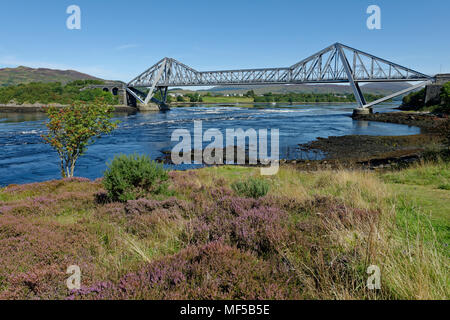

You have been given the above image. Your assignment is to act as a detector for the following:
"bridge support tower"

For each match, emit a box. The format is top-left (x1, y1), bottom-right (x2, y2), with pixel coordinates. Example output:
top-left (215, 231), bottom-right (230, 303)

top-left (125, 86), bottom-right (170, 111)
top-left (153, 86), bottom-right (170, 111)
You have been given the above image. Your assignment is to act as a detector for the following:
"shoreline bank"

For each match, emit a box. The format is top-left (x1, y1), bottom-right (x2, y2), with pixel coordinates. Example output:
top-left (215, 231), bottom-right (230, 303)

top-left (1, 101), bottom-right (364, 113)
top-left (168, 101), bottom-right (358, 107)
top-left (0, 104), bottom-right (137, 113)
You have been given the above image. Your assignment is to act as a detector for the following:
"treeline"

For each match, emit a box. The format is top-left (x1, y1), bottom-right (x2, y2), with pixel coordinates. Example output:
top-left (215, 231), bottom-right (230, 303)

top-left (253, 92), bottom-right (384, 103)
top-left (0, 80), bottom-right (119, 105)
top-left (184, 93), bottom-right (202, 102)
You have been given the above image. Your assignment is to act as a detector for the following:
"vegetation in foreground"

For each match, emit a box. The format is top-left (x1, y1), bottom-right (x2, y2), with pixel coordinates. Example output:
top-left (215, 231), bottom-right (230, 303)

top-left (0, 160), bottom-right (448, 300)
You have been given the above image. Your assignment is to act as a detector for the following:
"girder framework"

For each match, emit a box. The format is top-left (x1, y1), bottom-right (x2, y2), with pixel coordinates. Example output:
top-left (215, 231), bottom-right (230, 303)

top-left (127, 43), bottom-right (432, 108)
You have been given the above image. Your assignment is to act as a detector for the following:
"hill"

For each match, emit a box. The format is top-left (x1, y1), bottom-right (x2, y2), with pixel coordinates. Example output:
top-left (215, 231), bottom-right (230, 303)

top-left (0, 66), bottom-right (101, 86)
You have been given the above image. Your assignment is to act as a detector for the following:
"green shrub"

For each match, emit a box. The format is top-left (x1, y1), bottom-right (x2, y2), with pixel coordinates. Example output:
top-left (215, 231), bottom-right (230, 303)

top-left (231, 177), bottom-right (269, 199)
top-left (103, 154), bottom-right (169, 202)
top-left (401, 88), bottom-right (426, 109)
top-left (440, 82), bottom-right (450, 107)
top-left (438, 183), bottom-right (450, 190)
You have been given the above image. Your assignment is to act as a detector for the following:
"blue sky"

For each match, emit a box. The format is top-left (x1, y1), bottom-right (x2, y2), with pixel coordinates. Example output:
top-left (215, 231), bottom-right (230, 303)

top-left (0, 0), bottom-right (448, 82)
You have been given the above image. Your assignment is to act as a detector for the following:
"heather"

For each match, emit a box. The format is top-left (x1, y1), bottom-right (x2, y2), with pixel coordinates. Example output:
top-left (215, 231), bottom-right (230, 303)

top-left (0, 163), bottom-right (448, 299)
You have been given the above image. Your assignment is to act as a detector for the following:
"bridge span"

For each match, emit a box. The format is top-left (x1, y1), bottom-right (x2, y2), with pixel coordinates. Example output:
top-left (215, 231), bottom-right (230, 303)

top-left (126, 43), bottom-right (434, 111)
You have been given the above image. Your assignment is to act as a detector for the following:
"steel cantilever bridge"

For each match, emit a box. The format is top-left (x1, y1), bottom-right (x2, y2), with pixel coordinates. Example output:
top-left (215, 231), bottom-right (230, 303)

top-left (126, 43), bottom-right (433, 110)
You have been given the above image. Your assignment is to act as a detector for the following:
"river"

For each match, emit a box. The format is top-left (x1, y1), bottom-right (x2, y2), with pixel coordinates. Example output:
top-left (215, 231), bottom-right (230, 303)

top-left (0, 102), bottom-right (420, 186)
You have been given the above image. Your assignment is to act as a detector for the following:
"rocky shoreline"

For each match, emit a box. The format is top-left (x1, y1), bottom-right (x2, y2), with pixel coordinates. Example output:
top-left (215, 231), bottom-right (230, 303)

top-left (351, 111), bottom-right (448, 133)
top-left (295, 112), bottom-right (448, 170)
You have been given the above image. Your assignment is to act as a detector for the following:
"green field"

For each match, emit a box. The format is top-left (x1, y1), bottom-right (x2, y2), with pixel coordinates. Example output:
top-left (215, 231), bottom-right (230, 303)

top-left (184, 96), bottom-right (254, 104)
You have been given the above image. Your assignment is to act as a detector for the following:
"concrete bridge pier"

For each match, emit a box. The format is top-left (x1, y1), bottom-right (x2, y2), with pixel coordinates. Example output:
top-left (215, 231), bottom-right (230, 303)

top-left (158, 102), bottom-right (170, 111)
top-left (125, 86), bottom-right (171, 111)
top-left (425, 74), bottom-right (450, 105)
top-left (352, 107), bottom-right (373, 116)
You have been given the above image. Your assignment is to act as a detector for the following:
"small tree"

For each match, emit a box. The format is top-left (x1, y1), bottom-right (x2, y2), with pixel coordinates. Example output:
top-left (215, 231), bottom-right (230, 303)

top-left (42, 98), bottom-right (119, 178)
top-left (245, 90), bottom-right (255, 98)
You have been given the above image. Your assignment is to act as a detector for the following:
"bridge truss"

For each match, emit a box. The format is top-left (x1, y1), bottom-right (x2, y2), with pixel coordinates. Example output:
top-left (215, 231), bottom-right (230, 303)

top-left (127, 43), bottom-right (433, 109)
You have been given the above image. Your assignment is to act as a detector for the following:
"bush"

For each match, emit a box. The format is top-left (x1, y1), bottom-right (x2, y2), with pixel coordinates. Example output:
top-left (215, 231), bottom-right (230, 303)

top-left (103, 154), bottom-right (169, 202)
top-left (440, 82), bottom-right (450, 107)
top-left (401, 88), bottom-right (426, 109)
top-left (231, 177), bottom-right (269, 198)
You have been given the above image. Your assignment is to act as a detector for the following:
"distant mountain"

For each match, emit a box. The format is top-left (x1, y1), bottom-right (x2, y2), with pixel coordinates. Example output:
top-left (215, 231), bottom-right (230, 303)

top-left (360, 82), bottom-right (412, 95)
top-left (0, 66), bottom-right (101, 86)
top-left (197, 82), bottom-right (412, 96)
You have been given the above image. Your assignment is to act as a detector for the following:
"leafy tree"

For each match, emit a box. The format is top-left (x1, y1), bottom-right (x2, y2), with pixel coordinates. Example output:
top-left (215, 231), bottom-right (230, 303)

top-left (176, 95), bottom-right (184, 102)
top-left (440, 82), bottom-right (450, 107)
top-left (42, 98), bottom-right (119, 178)
top-left (189, 93), bottom-right (202, 102)
top-left (401, 88), bottom-right (426, 108)
top-left (245, 90), bottom-right (255, 97)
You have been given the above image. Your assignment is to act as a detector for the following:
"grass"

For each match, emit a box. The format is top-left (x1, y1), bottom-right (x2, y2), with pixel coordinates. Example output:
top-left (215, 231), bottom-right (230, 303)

top-left (0, 163), bottom-right (448, 299)
top-left (380, 161), bottom-right (450, 253)
top-left (199, 96), bottom-right (254, 104)
top-left (381, 161), bottom-right (450, 188)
